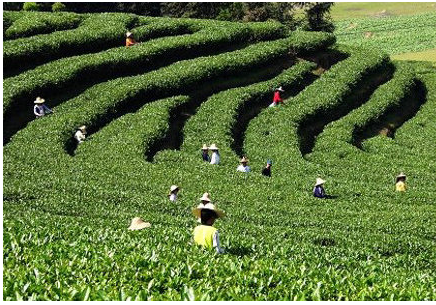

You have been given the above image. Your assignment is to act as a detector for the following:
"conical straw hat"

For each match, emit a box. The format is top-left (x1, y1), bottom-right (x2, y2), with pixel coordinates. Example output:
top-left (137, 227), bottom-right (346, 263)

top-left (170, 185), bottom-right (179, 192)
top-left (126, 31), bottom-right (133, 37)
top-left (396, 172), bottom-right (407, 182)
top-left (315, 177), bottom-right (326, 186)
top-left (276, 86), bottom-right (284, 92)
top-left (128, 217), bottom-right (151, 230)
top-left (201, 144), bottom-right (209, 150)
top-left (199, 192), bottom-right (211, 203)
top-left (209, 144), bottom-right (219, 150)
top-left (192, 203), bottom-right (225, 219)
top-left (396, 172), bottom-right (406, 179)
top-left (34, 97), bottom-right (45, 104)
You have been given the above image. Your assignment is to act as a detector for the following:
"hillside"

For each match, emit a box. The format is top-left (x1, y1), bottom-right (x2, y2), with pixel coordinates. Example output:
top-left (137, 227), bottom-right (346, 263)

top-left (3, 11), bottom-right (436, 300)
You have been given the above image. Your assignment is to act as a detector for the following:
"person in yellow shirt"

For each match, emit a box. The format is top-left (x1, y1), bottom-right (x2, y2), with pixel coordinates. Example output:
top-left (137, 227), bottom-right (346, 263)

top-left (395, 172), bottom-right (407, 192)
top-left (192, 203), bottom-right (225, 254)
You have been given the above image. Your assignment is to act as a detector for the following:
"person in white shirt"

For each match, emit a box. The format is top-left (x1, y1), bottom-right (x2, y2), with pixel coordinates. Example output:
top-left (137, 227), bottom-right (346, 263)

top-left (236, 156), bottom-right (251, 172)
top-left (33, 97), bottom-right (53, 118)
top-left (74, 125), bottom-right (87, 144)
top-left (209, 144), bottom-right (220, 165)
top-left (168, 185), bottom-right (180, 202)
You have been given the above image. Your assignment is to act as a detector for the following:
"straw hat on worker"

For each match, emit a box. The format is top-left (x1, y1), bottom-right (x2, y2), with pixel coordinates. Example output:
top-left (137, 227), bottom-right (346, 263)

top-left (126, 31), bottom-right (133, 37)
top-left (200, 192), bottom-right (211, 204)
top-left (315, 177), bottom-right (326, 186)
top-left (169, 185), bottom-right (180, 202)
top-left (209, 144), bottom-right (220, 165)
top-left (192, 203), bottom-right (225, 219)
top-left (128, 217), bottom-right (151, 230)
top-left (34, 97), bottom-right (45, 104)
top-left (396, 172), bottom-right (407, 182)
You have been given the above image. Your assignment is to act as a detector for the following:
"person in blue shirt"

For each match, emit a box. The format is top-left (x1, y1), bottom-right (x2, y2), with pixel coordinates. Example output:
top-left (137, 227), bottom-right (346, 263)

top-left (313, 178), bottom-right (326, 198)
top-left (201, 144), bottom-right (210, 162)
top-left (33, 97), bottom-right (53, 118)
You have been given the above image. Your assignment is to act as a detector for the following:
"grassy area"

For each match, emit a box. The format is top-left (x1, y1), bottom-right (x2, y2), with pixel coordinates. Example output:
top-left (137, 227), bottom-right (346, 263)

top-left (334, 12), bottom-right (436, 55)
top-left (331, 2), bottom-right (436, 20)
top-left (392, 49), bottom-right (436, 62)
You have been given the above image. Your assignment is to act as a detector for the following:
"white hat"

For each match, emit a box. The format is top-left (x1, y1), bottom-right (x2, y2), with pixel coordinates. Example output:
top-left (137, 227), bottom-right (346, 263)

top-left (209, 144), bottom-right (219, 150)
top-left (396, 172), bottom-right (406, 182)
top-left (199, 192), bottom-right (211, 203)
top-left (240, 156), bottom-right (249, 163)
top-left (128, 217), bottom-right (151, 230)
top-left (276, 86), bottom-right (284, 92)
top-left (126, 31), bottom-right (133, 37)
top-left (170, 185), bottom-right (179, 192)
top-left (78, 125), bottom-right (87, 134)
top-left (34, 97), bottom-right (45, 104)
top-left (192, 203), bottom-right (225, 219)
top-left (201, 144), bottom-right (209, 150)
top-left (315, 178), bottom-right (326, 186)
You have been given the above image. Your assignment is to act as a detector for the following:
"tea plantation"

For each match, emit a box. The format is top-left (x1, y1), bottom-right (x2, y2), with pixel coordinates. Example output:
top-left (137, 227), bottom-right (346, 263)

top-left (3, 11), bottom-right (436, 300)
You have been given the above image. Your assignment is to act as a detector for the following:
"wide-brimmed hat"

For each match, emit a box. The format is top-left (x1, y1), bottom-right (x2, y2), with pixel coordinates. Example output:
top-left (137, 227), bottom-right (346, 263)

top-left (240, 156), bottom-right (249, 163)
top-left (170, 185), bottom-right (179, 193)
top-left (126, 31), bottom-right (133, 37)
top-left (128, 217), bottom-right (151, 230)
top-left (78, 125), bottom-right (87, 134)
top-left (34, 97), bottom-right (45, 104)
top-left (315, 177), bottom-right (326, 186)
top-left (396, 172), bottom-right (407, 181)
top-left (192, 203), bottom-right (225, 219)
top-left (209, 144), bottom-right (219, 150)
top-left (201, 144), bottom-right (209, 150)
top-left (199, 192), bottom-right (211, 203)
top-left (275, 86), bottom-right (285, 92)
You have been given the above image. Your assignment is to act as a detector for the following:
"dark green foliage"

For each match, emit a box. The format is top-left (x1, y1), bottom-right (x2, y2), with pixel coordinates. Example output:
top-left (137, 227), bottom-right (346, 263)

top-left (4, 11), bottom-right (83, 40)
top-left (3, 11), bottom-right (436, 301)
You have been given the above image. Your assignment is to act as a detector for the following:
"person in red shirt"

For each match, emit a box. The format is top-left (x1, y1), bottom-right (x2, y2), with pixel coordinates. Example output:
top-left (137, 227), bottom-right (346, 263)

top-left (125, 31), bottom-right (136, 47)
top-left (269, 86), bottom-right (285, 107)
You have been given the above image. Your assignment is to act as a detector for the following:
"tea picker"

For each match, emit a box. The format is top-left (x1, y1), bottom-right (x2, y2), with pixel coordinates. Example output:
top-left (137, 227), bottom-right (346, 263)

top-left (33, 97), bottom-right (53, 118)
top-left (209, 144), bottom-right (220, 165)
top-left (262, 160), bottom-right (272, 177)
top-left (196, 192), bottom-right (212, 222)
top-left (74, 125), bottom-right (87, 144)
top-left (192, 203), bottom-right (225, 254)
top-left (269, 86), bottom-right (284, 108)
top-left (125, 31), bottom-right (136, 47)
top-left (201, 144), bottom-right (210, 162)
top-left (168, 185), bottom-right (180, 202)
top-left (236, 156), bottom-right (251, 173)
top-left (395, 172), bottom-right (407, 192)
top-left (313, 177), bottom-right (327, 198)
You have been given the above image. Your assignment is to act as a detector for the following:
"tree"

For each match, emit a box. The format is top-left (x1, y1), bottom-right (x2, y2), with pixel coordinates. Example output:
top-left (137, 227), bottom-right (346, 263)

top-left (304, 2), bottom-right (335, 32)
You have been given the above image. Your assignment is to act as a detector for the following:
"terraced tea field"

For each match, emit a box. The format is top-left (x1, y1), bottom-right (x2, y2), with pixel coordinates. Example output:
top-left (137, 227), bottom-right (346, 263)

top-left (3, 11), bottom-right (436, 300)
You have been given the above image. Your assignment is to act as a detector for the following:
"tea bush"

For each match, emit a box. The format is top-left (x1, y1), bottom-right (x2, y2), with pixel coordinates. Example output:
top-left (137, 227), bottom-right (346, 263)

top-left (3, 11), bottom-right (436, 301)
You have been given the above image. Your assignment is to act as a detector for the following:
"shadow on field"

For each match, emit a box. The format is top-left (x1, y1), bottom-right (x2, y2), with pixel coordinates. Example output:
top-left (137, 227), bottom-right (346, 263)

top-left (3, 36), bottom-right (271, 146)
top-left (352, 79), bottom-right (427, 149)
top-left (298, 62), bottom-right (395, 157)
top-left (226, 246), bottom-right (254, 257)
top-left (313, 237), bottom-right (336, 247)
